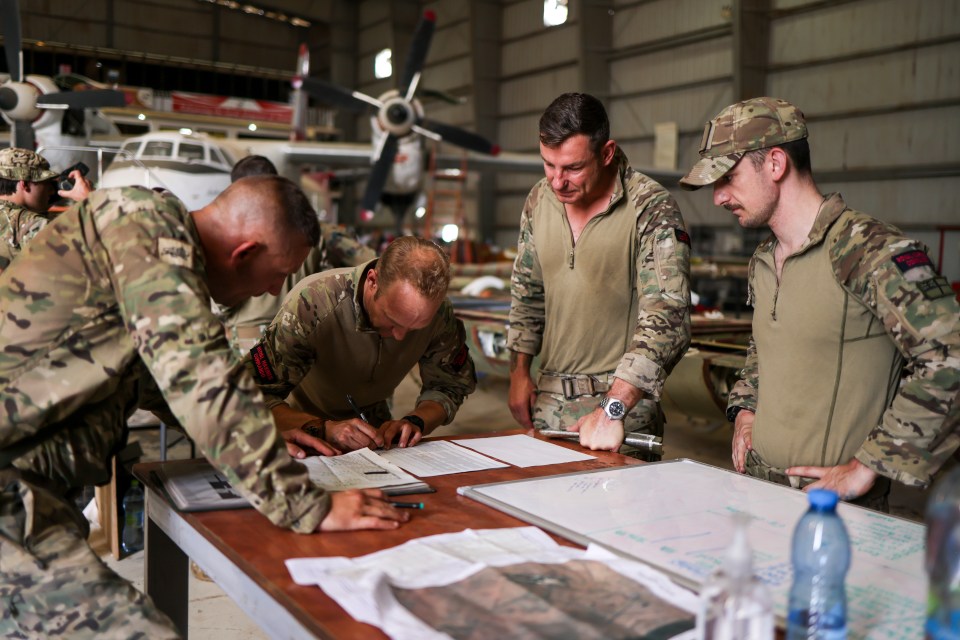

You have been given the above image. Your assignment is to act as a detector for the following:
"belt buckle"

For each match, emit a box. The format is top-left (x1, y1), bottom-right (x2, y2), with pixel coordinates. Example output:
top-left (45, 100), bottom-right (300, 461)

top-left (561, 377), bottom-right (577, 400)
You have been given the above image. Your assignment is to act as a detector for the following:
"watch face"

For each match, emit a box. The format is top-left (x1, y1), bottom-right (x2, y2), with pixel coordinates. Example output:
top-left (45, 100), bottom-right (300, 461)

top-left (602, 398), bottom-right (626, 420)
top-left (608, 401), bottom-right (625, 419)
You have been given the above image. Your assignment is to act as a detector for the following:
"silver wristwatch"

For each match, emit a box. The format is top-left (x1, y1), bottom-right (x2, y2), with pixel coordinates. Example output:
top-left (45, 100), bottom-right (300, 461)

top-left (599, 396), bottom-right (626, 421)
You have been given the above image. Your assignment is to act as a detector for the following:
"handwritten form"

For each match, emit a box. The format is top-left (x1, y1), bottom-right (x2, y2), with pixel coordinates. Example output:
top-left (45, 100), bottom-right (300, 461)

top-left (452, 434), bottom-right (596, 467)
top-left (463, 460), bottom-right (925, 640)
top-left (300, 448), bottom-right (425, 491)
top-left (378, 440), bottom-right (507, 477)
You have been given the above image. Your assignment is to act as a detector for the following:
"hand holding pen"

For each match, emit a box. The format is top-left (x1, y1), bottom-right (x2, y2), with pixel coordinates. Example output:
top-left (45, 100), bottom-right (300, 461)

top-left (320, 395), bottom-right (383, 452)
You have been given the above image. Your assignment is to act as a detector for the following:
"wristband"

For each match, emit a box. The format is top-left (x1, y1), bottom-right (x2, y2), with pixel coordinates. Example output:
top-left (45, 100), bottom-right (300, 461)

top-left (402, 415), bottom-right (425, 431)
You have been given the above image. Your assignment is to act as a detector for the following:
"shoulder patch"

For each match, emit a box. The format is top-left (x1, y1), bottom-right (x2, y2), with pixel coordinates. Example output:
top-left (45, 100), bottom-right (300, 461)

top-left (917, 275), bottom-right (954, 300)
top-left (450, 343), bottom-right (469, 372)
top-left (674, 228), bottom-right (691, 246)
top-left (250, 344), bottom-right (276, 383)
top-left (157, 237), bottom-right (195, 269)
top-left (892, 249), bottom-right (932, 273)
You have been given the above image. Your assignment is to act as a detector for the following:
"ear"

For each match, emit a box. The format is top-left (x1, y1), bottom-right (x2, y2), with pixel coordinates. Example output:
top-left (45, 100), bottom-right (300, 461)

top-left (599, 139), bottom-right (617, 167)
top-left (366, 267), bottom-right (379, 292)
top-left (768, 147), bottom-right (788, 182)
top-left (18, 180), bottom-right (30, 193)
top-left (228, 240), bottom-right (259, 267)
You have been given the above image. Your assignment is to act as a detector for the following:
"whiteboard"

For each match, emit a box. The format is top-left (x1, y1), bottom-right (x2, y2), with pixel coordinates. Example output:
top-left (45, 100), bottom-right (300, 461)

top-left (460, 459), bottom-right (925, 640)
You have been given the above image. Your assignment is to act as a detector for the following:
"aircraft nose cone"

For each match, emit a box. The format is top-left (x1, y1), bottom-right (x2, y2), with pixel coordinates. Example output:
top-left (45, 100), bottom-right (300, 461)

top-left (386, 103), bottom-right (409, 125)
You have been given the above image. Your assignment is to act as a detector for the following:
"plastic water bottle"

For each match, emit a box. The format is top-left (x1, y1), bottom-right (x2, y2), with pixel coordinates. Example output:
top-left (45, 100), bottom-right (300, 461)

top-left (121, 479), bottom-right (145, 554)
top-left (926, 466), bottom-right (960, 640)
top-left (697, 512), bottom-right (774, 639)
top-left (786, 489), bottom-right (850, 640)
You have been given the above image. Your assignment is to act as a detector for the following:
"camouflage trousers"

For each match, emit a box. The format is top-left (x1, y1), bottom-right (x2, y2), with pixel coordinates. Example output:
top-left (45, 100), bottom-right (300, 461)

top-left (0, 470), bottom-right (180, 639)
top-left (532, 389), bottom-right (664, 462)
top-left (745, 450), bottom-right (891, 512)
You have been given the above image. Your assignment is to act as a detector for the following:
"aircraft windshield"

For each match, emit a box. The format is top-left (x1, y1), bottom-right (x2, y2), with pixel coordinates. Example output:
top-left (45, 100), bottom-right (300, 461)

top-left (142, 141), bottom-right (174, 158)
top-left (179, 143), bottom-right (205, 162)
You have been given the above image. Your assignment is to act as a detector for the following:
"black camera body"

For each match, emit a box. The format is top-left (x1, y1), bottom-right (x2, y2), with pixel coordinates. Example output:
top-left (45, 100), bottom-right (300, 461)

top-left (57, 162), bottom-right (89, 192)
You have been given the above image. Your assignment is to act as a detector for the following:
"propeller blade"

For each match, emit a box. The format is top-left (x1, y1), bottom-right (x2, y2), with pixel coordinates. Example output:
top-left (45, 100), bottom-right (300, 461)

top-left (298, 77), bottom-right (380, 113)
top-left (361, 134), bottom-right (398, 212)
top-left (36, 89), bottom-right (127, 109)
top-left (12, 120), bottom-right (33, 149)
top-left (1, 0), bottom-right (23, 82)
top-left (417, 87), bottom-right (466, 106)
top-left (400, 10), bottom-right (436, 99)
top-left (418, 119), bottom-right (500, 156)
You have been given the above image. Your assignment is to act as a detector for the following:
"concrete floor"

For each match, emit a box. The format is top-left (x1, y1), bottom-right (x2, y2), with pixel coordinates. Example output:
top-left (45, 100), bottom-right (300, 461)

top-left (95, 370), bottom-right (933, 638)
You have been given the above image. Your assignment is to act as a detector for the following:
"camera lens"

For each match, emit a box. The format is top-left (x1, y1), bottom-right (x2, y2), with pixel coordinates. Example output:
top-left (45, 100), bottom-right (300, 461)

top-left (58, 178), bottom-right (74, 191)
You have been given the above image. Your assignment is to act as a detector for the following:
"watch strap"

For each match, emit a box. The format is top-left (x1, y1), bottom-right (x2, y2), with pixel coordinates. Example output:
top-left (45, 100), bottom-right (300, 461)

top-left (402, 415), bottom-right (425, 431)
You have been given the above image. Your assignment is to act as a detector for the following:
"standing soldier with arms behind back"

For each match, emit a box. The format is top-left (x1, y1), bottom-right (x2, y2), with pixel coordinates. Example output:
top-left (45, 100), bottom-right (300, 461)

top-left (508, 92), bottom-right (691, 456)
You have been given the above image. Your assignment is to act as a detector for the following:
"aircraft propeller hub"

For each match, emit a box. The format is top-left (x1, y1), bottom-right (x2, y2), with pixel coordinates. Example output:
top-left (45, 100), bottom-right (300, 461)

top-left (378, 96), bottom-right (415, 137)
top-left (0, 81), bottom-right (42, 121)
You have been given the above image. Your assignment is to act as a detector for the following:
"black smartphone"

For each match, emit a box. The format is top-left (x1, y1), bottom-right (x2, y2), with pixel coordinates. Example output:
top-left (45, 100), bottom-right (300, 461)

top-left (57, 162), bottom-right (90, 191)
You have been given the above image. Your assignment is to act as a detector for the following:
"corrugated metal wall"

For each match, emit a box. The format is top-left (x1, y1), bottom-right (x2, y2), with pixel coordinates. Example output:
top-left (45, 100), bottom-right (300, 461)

top-left (480, 0), bottom-right (959, 271)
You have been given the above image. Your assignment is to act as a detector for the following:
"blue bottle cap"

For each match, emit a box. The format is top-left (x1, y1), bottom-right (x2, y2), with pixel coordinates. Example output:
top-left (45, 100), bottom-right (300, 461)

top-left (808, 489), bottom-right (839, 510)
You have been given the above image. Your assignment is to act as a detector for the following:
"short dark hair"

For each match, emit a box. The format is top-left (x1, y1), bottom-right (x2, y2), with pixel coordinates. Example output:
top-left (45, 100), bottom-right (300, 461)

top-left (231, 155), bottom-right (278, 182)
top-left (538, 92), bottom-right (610, 154)
top-left (377, 236), bottom-right (450, 302)
top-left (229, 175), bottom-right (319, 247)
top-left (746, 138), bottom-right (812, 175)
top-left (0, 178), bottom-right (17, 196)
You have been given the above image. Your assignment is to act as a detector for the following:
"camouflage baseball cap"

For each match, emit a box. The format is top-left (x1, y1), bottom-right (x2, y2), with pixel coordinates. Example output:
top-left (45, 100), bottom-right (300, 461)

top-left (679, 97), bottom-right (807, 190)
top-left (0, 148), bottom-right (59, 183)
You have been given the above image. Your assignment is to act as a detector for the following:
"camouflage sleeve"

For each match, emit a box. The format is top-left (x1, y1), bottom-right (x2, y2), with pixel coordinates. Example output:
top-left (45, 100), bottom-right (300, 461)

top-left (836, 232), bottom-right (960, 487)
top-left (17, 211), bottom-right (49, 248)
top-left (727, 335), bottom-right (759, 413)
top-left (613, 195), bottom-right (692, 399)
top-left (321, 223), bottom-right (376, 269)
top-left (506, 185), bottom-right (545, 355)
top-left (100, 197), bottom-right (328, 533)
top-left (245, 278), bottom-right (329, 410)
top-left (416, 301), bottom-right (478, 424)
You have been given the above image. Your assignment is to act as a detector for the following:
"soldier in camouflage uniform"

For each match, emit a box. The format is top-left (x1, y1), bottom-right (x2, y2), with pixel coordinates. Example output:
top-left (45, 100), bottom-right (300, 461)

top-left (0, 176), bottom-right (407, 638)
top-left (248, 236), bottom-right (477, 453)
top-left (507, 93), bottom-right (691, 457)
top-left (0, 148), bottom-right (92, 274)
top-left (681, 97), bottom-right (960, 511)
top-left (219, 155), bottom-right (375, 353)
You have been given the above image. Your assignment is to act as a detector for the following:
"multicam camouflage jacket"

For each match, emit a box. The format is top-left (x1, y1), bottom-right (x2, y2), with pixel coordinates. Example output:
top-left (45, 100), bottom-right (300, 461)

top-left (507, 148), bottom-right (692, 400)
top-left (219, 223), bottom-right (376, 351)
top-left (0, 200), bottom-right (50, 274)
top-left (247, 261), bottom-right (477, 426)
top-left (728, 193), bottom-right (960, 487)
top-left (0, 186), bottom-right (329, 532)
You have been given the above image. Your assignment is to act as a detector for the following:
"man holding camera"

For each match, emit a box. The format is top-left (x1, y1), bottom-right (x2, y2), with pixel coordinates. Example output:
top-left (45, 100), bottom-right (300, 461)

top-left (0, 147), bottom-right (92, 273)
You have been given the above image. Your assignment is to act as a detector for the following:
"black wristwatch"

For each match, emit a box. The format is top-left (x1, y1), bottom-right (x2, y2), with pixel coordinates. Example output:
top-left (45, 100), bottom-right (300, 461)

top-left (402, 415), bottom-right (425, 431)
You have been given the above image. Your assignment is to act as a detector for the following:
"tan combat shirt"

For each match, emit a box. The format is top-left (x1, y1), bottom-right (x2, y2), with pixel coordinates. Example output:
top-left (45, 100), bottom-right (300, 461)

top-left (729, 193), bottom-right (960, 487)
top-left (248, 261), bottom-right (477, 425)
top-left (507, 149), bottom-right (691, 399)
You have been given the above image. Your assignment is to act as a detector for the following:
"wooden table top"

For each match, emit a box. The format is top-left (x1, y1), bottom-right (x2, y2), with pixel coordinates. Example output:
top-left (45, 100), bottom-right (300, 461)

top-left (136, 429), bottom-right (640, 639)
